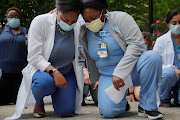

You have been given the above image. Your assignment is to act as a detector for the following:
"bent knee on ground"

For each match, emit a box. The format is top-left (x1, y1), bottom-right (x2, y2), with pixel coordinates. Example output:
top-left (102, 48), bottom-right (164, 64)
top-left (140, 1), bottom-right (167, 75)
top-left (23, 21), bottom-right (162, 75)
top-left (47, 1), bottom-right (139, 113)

top-left (99, 107), bottom-right (125, 118)
top-left (55, 108), bottom-right (75, 117)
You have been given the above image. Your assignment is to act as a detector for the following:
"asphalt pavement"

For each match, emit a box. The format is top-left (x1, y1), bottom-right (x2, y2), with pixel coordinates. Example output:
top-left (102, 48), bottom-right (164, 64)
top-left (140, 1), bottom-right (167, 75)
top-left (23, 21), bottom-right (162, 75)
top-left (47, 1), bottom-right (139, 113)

top-left (0, 100), bottom-right (179, 120)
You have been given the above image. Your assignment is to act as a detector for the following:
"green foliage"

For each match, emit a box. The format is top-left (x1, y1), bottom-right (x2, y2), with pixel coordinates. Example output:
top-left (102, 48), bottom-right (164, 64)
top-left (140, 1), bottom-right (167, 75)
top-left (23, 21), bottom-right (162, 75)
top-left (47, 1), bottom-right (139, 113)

top-left (0, 0), bottom-right (55, 28)
top-left (108, 0), bottom-right (149, 32)
top-left (107, 0), bottom-right (180, 33)
top-left (0, 0), bottom-right (179, 32)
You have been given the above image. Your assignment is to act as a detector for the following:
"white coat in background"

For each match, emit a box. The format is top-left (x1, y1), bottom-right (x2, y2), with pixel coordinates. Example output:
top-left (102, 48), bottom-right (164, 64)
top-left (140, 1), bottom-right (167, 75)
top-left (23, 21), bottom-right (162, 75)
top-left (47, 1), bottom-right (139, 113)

top-left (153, 31), bottom-right (175, 69)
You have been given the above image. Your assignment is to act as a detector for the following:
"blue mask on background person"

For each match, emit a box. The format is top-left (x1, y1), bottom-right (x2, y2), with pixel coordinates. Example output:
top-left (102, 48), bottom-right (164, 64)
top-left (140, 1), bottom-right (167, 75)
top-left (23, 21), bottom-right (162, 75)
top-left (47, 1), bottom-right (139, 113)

top-left (58, 19), bottom-right (76, 31)
top-left (145, 44), bottom-right (148, 50)
top-left (8, 18), bottom-right (20, 28)
top-left (170, 24), bottom-right (180, 35)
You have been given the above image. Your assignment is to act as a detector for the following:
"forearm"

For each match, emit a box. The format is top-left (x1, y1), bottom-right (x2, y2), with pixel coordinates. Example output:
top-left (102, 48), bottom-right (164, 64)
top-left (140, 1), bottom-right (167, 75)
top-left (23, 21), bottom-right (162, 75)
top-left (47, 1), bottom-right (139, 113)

top-left (129, 86), bottom-right (134, 94)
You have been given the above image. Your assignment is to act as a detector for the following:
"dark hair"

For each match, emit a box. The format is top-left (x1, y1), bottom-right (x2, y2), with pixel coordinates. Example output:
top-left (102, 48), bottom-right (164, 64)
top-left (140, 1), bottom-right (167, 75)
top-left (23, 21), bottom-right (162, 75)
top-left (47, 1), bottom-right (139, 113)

top-left (81, 0), bottom-right (108, 11)
top-left (56, 0), bottom-right (81, 13)
top-left (142, 32), bottom-right (152, 50)
top-left (166, 9), bottom-right (180, 24)
top-left (6, 7), bottom-right (21, 17)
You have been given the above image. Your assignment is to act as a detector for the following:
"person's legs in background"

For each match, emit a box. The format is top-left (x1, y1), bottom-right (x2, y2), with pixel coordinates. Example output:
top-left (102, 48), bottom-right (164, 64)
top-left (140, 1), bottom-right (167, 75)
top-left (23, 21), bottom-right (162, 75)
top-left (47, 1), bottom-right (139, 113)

top-left (12, 73), bottom-right (23, 104)
top-left (172, 79), bottom-right (180, 106)
top-left (82, 84), bottom-right (90, 106)
top-left (0, 68), bottom-right (2, 78)
top-left (0, 73), bottom-right (12, 105)
top-left (159, 67), bottom-right (179, 107)
top-left (89, 83), bottom-right (98, 105)
top-left (177, 80), bottom-right (180, 105)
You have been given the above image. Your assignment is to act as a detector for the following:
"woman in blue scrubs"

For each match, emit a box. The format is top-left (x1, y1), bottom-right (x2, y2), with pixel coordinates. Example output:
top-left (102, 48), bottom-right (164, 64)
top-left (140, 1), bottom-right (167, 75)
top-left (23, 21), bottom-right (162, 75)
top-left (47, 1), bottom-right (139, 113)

top-left (79, 0), bottom-right (163, 119)
top-left (0, 7), bottom-right (28, 105)
top-left (153, 9), bottom-right (180, 107)
top-left (28, 0), bottom-right (81, 118)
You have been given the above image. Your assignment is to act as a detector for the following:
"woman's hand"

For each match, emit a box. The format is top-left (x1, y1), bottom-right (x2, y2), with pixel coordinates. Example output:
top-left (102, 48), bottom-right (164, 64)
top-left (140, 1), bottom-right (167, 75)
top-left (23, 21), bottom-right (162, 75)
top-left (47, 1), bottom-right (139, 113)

top-left (112, 76), bottom-right (125, 91)
top-left (83, 69), bottom-right (93, 85)
top-left (52, 71), bottom-right (67, 88)
top-left (93, 81), bottom-right (99, 90)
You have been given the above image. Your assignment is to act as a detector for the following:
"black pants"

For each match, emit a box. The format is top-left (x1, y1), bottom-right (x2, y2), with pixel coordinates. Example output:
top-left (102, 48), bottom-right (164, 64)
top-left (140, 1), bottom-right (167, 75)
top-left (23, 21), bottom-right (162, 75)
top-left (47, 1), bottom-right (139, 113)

top-left (0, 73), bottom-right (22, 105)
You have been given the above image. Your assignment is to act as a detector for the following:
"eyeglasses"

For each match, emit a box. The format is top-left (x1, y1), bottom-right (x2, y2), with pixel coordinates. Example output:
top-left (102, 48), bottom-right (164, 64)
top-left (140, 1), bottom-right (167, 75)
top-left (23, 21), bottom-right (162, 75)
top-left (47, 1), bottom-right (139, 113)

top-left (7, 16), bottom-right (19, 19)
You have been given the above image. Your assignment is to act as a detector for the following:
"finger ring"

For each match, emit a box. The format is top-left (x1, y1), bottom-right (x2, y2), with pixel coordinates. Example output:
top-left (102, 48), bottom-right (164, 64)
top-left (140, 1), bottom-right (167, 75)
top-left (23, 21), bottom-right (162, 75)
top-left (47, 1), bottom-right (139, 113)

top-left (119, 83), bottom-right (122, 85)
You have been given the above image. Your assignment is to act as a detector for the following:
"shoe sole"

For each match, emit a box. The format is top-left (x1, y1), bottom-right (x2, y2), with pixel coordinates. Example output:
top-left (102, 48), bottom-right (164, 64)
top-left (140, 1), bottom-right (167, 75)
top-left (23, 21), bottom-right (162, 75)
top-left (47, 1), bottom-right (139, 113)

top-left (147, 114), bottom-right (163, 119)
top-left (138, 112), bottom-right (147, 117)
top-left (33, 112), bottom-right (45, 118)
top-left (138, 112), bottom-right (163, 119)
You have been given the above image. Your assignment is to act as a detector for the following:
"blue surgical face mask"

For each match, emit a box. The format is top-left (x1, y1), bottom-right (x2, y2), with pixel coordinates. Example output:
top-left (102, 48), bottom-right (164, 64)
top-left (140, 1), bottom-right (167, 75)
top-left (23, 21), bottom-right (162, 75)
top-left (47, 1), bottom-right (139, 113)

top-left (145, 44), bottom-right (148, 50)
top-left (170, 24), bottom-right (180, 35)
top-left (8, 18), bottom-right (20, 28)
top-left (58, 19), bottom-right (76, 31)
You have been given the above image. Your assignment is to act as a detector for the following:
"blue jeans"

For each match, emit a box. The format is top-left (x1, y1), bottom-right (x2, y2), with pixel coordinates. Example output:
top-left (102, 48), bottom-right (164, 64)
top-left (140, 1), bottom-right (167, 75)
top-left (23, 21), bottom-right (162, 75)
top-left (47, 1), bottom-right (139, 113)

top-left (32, 68), bottom-right (77, 117)
top-left (159, 67), bottom-right (180, 104)
top-left (98, 51), bottom-right (162, 118)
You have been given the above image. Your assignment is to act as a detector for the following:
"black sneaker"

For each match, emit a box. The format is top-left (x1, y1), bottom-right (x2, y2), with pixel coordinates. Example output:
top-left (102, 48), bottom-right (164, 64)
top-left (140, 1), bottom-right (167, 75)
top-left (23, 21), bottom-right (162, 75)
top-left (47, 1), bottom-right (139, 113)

top-left (138, 105), bottom-right (163, 119)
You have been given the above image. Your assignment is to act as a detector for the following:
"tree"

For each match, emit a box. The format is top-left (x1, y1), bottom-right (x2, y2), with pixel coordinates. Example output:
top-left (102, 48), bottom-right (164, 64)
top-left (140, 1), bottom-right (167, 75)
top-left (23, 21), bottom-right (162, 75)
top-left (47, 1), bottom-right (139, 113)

top-left (0, 0), bottom-right (180, 31)
top-left (0, 0), bottom-right (55, 28)
top-left (107, 0), bottom-right (180, 32)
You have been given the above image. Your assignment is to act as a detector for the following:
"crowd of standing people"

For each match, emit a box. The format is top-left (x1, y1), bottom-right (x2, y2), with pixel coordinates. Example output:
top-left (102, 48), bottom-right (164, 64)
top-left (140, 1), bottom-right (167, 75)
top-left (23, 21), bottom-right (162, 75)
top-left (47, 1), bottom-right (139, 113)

top-left (0, 0), bottom-right (179, 120)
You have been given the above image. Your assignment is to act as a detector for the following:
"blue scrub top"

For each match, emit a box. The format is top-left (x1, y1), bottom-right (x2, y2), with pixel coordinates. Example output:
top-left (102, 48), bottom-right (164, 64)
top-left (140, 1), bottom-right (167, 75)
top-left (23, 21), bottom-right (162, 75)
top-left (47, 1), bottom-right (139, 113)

top-left (0, 26), bottom-right (28, 73)
top-left (49, 27), bottom-right (75, 75)
top-left (86, 20), bottom-right (124, 76)
top-left (172, 35), bottom-right (180, 69)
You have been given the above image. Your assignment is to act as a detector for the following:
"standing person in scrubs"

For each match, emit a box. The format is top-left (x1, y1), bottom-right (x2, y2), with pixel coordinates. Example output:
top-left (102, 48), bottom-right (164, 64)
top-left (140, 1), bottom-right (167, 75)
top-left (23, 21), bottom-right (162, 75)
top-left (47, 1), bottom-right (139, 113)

top-left (0, 7), bottom-right (28, 105)
top-left (153, 9), bottom-right (180, 107)
top-left (79, 0), bottom-right (163, 119)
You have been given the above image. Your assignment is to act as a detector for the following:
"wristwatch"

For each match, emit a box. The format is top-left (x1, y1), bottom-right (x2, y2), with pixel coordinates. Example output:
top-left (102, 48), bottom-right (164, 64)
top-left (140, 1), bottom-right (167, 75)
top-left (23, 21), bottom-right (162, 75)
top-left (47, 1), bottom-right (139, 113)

top-left (83, 68), bottom-right (88, 71)
top-left (48, 69), bottom-right (57, 76)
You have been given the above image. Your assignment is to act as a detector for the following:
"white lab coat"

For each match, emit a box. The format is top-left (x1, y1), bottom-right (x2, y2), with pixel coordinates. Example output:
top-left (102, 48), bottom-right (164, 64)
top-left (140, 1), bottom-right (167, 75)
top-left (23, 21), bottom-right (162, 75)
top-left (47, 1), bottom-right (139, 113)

top-left (153, 31), bottom-right (175, 69)
top-left (5, 13), bottom-right (86, 120)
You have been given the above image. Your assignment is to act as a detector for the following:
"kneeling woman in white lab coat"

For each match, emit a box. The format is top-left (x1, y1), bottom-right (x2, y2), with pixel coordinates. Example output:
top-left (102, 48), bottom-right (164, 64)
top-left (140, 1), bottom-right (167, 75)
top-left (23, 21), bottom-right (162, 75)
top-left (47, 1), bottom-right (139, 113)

top-left (5, 0), bottom-right (87, 119)
top-left (153, 9), bottom-right (180, 107)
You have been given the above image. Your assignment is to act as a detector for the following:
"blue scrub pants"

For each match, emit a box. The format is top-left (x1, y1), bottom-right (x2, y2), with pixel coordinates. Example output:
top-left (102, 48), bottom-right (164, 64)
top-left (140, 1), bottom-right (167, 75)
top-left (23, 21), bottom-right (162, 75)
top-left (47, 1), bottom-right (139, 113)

top-left (159, 67), bottom-right (180, 104)
top-left (32, 68), bottom-right (77, 117)
top-left (98, 51), bottom-right (162, 118)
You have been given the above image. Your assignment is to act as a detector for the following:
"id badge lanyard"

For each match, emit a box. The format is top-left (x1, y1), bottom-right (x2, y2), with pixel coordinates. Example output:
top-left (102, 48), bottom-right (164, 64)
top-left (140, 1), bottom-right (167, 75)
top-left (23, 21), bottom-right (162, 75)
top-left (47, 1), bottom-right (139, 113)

top-left (78, 46), bottom-right (86, 65)
top-left (97, 31), bottom-right (108, 58)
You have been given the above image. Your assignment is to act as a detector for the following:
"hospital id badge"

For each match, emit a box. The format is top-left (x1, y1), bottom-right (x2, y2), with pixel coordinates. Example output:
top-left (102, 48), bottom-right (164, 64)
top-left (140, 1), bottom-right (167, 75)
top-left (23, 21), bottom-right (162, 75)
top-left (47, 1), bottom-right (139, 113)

top-left (97, 43), bottom-right (108, 58)
top-left (78, 46), bottom-right (85, 65)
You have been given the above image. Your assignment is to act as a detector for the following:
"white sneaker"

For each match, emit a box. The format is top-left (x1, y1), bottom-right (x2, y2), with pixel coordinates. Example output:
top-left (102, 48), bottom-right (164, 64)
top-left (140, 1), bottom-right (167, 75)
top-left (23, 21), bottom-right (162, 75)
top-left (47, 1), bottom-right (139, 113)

top-left (86, 95), bottom-right (93, 101)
